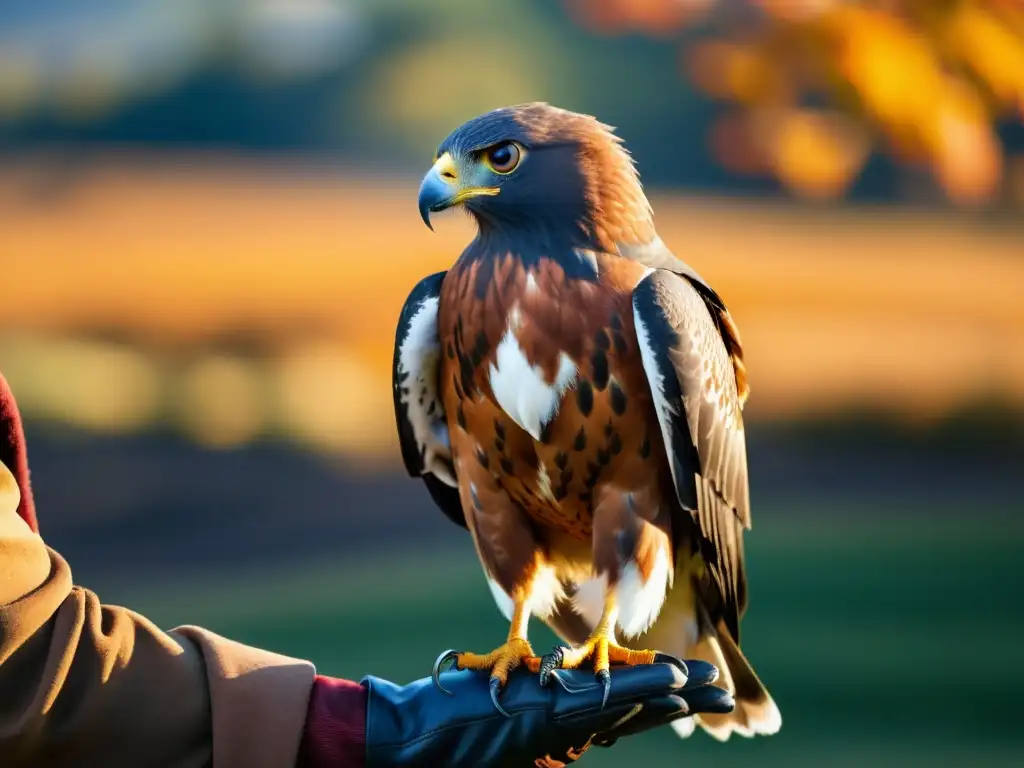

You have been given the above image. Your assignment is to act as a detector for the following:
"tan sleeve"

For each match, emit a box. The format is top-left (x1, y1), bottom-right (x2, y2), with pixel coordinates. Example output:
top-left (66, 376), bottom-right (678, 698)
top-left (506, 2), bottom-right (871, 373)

top-left (0, 462), bottom-right (316, 768)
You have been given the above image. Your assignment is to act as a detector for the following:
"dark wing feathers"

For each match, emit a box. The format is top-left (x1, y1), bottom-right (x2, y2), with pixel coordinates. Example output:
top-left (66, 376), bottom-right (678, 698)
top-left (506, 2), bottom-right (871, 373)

top-left (632, 268), bottom-right (751, 640)
top-left (392, 271), bottom-right (467, 530)
top-left (622, 240), bottom-right (749, 405)
top-left (421, 473), bottom-right (466, 531)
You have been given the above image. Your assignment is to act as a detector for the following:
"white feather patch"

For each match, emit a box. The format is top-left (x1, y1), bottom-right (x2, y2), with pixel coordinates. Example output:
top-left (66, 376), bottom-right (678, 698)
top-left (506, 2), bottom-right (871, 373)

top-left (528, 562), bottom-right (565, 619)
top-left (489, 311), bottom-right (577, 441)
top-left (397, 296), bottom-right (438, 394)
top-left (487, 578), bottom-right (515, 621)
top-left (671, 717), bottom-right (697, 739)
top-left (572, 573), bottom-right (607, 629)
top-left (536, 463), bottom-right (557, 504)
top-left (486, 565), bottom-right (564, 622)
top-left (572, 548), bottom-right (671, 638)
top-left (616, 546), bottom-right (671, 639)
top-left (397, 296), bottom-right (455, 486)
top-left (574, 249), bottom-right (599, 276)
top-left (752, 698), bottom-right (783, 736)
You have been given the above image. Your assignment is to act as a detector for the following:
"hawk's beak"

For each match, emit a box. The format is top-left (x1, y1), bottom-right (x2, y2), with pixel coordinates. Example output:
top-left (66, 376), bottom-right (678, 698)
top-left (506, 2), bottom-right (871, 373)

top-left (418, 152), bottom-right (499, 230)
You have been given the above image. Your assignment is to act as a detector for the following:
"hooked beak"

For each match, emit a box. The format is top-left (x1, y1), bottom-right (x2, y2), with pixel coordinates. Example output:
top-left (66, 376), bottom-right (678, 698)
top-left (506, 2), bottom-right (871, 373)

top-left (417, 152), bottom-right (499, 230)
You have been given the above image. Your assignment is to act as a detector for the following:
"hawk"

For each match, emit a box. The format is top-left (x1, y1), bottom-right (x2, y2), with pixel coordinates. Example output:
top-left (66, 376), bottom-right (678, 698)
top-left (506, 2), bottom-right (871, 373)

top-left (392, 103), bottom-right (780, 740)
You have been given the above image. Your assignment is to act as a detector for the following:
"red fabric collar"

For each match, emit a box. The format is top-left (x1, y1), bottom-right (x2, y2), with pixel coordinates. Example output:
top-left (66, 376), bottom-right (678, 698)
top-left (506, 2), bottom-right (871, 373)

top-left (0, 373), bottom-right (38, 533)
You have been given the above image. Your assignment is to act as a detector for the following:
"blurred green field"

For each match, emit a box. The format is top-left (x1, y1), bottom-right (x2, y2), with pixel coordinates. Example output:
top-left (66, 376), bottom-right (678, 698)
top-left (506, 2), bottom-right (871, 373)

top-left (120, 512), bottom-right (1023, 767)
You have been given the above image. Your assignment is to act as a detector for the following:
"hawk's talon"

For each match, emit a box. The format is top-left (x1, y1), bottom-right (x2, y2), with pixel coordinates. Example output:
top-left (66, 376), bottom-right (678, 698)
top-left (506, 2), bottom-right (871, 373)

top-left (438, 637), bottom-right (537, 707)
top-left (541, 629), bottom-right (659, 702)
top-left (652, 652), bottom-right (688, 679)
top-left (432, 648), bottom-right (461, 695)
top-left (539, 645), bottom-right (566, 686)
top-left (596, 668), bottom-right (611, 710)
top-left (489, 676), bottom-right (512, 717)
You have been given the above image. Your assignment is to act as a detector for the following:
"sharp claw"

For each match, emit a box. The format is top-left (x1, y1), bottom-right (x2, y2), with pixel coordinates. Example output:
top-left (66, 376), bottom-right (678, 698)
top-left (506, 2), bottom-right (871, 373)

top-left (596, 668), bottom-right (611, 710)
top-left (432, 649), bottom-right (460, 695)
top-left (489, 676), bottom-right (512, 717)
top-left (539, 645), bottom-right (566, 686)
top-left (653, 652), bottom-right (688, 678)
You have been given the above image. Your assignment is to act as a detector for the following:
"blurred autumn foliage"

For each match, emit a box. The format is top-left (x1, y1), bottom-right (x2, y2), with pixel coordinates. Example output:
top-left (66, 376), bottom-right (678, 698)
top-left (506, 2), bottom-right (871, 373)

top-left (569, 0), bottom-right (1024, 204)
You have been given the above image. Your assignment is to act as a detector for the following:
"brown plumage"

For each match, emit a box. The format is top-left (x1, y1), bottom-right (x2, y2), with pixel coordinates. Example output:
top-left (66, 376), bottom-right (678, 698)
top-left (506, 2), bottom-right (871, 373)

top-left (394, 103), bottom-right (780, 740)
top-left (439, 251), bottom-right (664, 541)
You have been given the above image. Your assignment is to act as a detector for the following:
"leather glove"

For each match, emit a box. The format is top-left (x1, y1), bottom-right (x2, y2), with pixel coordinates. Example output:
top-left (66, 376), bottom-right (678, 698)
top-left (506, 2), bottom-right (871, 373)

top-left (362, 656), bottom-right (732, 768)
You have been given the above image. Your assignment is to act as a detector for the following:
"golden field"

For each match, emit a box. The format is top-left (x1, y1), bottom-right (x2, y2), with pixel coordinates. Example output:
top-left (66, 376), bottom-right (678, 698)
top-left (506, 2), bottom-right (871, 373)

top-left (0, 155), bottom-right (1021, 457)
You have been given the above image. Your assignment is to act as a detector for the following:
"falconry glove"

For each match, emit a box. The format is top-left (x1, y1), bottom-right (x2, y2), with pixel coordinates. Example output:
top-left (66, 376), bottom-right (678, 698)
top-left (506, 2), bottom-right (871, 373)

top-left (362, 656), bottom-right (732, 768)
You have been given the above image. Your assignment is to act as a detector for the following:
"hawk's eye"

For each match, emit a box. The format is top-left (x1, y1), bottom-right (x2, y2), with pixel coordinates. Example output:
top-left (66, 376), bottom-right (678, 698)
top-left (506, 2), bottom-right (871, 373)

top-left (483, 142), bottom-right (521, 174)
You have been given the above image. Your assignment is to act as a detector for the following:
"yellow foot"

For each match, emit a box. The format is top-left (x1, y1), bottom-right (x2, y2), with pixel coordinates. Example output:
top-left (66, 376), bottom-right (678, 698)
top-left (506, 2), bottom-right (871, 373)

top-left (539, 633), bottom-right (659, 707)
top-left (433, 638), bottom-right (541, 715)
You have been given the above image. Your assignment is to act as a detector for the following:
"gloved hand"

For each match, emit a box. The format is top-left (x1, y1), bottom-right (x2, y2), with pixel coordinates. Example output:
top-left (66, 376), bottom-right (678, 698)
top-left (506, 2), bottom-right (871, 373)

top-left (363, 656), bottom-right (731, 768)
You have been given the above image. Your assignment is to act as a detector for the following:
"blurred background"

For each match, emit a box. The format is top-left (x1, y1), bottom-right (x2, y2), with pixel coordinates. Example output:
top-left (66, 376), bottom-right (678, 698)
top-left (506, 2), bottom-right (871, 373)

top-left (2, 1), bottom-right (1023, 765)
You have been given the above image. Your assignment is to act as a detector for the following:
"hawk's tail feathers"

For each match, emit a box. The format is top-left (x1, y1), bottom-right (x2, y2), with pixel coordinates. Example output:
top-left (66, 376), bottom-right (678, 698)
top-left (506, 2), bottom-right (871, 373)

top-left (645, 586), bottom-right (781, 741)
top-left (674, 615), bottom-right (781, 741)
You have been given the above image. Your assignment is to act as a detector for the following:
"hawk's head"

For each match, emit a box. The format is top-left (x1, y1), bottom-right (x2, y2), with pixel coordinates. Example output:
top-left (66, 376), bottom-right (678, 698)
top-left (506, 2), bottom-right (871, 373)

top-left (418, 103), bottom-right (653, 251)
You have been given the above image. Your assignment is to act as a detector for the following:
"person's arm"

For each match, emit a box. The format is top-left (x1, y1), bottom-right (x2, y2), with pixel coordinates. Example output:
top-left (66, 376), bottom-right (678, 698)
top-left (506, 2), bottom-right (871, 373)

top-left (0, 373), bottom-right (366, 768)
top-left (0, 463), bottom-right (369, 768)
